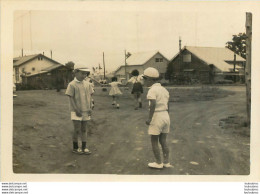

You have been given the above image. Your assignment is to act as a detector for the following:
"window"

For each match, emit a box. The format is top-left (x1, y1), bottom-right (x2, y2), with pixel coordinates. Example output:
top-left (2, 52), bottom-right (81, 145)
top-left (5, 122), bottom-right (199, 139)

top-left (155, 58), bottom-right (163, 62)
top-left (32, 67), bottom-right (35, 71)
top-left (183, 54), bottom-right (191, 62)
top-left (38, 57), bottom-right (40, 60)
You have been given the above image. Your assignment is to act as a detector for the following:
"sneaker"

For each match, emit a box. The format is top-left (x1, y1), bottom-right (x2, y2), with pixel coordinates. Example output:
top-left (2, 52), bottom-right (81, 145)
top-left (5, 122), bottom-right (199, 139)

top-left (148, 162), bottom-right (163, 169)
top-left (72, 148), bottom-right (83, 154)
top-left (163, 163), bottom-right (173, 168)
top-left (82, 148), bottom-right (91, 155)
top-left (116, 104), bottom-right (120, 109)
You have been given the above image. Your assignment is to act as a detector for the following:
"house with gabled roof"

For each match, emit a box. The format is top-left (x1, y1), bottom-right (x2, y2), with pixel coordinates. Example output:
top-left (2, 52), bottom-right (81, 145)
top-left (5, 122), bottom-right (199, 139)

top-left (114, 51), bottom-right (169, 81)
top-left (167, 46), bottom-right (246, 84)
top-left (13, 53), bottom-right (62, 84)
top-left (13, 53), bottom-right (73, 89)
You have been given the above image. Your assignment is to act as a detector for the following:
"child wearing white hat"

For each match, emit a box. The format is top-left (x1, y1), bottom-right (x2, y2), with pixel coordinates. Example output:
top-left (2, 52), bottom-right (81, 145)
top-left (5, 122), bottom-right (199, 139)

top-left (65, 64), bottom-right (93, 155)
top-left (143, 67), bottom-right (172, 169)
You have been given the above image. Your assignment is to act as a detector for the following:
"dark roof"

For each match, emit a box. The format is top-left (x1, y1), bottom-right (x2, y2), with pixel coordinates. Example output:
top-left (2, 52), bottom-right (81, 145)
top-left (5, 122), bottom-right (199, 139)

top-left (41, 64), bottom-right (64, 72)
top-left (26, 64), bottom-right (69, 77)
top-left (13, 54), bottom-right (60, 67)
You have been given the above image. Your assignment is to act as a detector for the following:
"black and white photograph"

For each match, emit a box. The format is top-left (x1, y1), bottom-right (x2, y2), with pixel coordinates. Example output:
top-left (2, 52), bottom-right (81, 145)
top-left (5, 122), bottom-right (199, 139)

top-left (1, 0), bottom-right (260, 183)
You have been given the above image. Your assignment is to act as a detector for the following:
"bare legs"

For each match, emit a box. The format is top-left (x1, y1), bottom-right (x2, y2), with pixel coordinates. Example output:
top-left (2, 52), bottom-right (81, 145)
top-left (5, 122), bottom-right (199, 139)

top-left (159, 133), bottom-right (169, 163)
top-left (112, 96), bottom-right (120, 108)
top-left (133, 93), bottom-right (142, 109)
top-left (150, 133), bottom-right (169, 164)
top-left (72, 120), bottom-right (87, 149)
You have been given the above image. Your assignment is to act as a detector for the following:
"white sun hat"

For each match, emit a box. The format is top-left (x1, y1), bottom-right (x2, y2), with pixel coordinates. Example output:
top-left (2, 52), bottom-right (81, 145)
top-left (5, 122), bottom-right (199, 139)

top-left (143, 67), bottom-right (159, 78)
top-left (74, 63), bottom-right (91, 72)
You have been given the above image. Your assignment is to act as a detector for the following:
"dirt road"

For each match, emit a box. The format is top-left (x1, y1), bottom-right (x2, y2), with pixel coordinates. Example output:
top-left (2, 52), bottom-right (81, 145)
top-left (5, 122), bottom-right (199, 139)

top-left (13, 86), bottom-right (249, 175)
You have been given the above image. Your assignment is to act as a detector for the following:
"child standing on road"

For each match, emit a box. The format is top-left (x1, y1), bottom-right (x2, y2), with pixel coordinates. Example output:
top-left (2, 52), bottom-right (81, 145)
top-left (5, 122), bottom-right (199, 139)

top-left (143, 67), bottom-right (172, 169)
top-left (108, 77), bottom-right (123, 109)
top-left (85, 77), bottom-right (95, 110)
top-left (127, 70), bottom-right (143, 110)
top-left (65, 64), bottom-right (93, 155)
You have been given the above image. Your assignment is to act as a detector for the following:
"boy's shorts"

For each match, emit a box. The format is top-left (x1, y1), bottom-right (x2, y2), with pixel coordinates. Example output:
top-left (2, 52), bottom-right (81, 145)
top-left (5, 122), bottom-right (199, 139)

top-left (71, 111), bottom-right (91, 121)
top-left (148, 111), bottom-right (170, 135)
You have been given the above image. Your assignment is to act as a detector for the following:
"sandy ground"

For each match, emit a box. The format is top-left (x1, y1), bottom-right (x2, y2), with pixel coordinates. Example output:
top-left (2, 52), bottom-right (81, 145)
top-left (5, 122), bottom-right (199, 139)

top-left (13, 86), bottom-right (249, 175)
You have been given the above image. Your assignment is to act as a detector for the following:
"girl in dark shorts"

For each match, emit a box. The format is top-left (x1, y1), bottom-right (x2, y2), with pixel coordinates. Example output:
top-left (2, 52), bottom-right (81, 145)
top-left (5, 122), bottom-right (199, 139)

top-left (127, 69), bottom-right (144, 110)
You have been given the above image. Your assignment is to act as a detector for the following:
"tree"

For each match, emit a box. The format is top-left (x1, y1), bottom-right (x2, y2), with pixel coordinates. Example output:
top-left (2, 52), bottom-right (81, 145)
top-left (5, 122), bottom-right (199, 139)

top-left (65, 61), bottom-right (75, 70)
top-left (226, 32), bottom-right (246, 59)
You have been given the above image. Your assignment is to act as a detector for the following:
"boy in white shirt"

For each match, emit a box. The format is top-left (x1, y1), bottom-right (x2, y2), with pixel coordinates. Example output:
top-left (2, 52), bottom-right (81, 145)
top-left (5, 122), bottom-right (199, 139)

top-left (65, 64), bottom-right (93, 155)
top-left (143, 67), bottom-right (172, 169)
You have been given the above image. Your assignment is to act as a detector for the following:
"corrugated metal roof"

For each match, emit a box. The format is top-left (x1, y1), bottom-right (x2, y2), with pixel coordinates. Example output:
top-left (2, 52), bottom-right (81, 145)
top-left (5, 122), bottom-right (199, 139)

top-left (41, 64), bottom-right (64, 71)
top-left (126, 51), bottom-right (168, 66)
top-left (114, 64), bottom-right (143, 74)
top-left (26, 71), bottom-right (47, 77)
top-left (13, 54), bottom-right (60, 67)
top-left (114, 50), bottom-right (169, 73)
top-left (185, 46), bottom-right (246, 72)
top-left (13, 54), bottom-right (40, 67)
top-left (25, 64), bottom-right (66, 77)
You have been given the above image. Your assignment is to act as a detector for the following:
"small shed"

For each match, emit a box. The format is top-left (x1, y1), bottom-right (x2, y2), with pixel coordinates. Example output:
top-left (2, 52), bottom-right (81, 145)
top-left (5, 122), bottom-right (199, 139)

top-left (22, 64), bottom-right (73, 90)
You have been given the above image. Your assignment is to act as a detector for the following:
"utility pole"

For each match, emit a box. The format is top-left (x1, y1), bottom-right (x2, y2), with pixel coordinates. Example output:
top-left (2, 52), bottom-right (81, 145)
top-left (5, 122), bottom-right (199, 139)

top-left (245, 12), bottom-right (252, 126)
top-left (103, 52), bottom-right (106, 80)
top-left (179, 37), bottom-right (182, 67)
top-left (124, 50), bottom-right (127, 81)
top-left (179, 36), bottom-right (182, 82)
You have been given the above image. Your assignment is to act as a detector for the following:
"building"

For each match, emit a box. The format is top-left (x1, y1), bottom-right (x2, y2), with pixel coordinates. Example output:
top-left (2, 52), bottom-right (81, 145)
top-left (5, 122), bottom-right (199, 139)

top-left (13, 54), bottom-right (73, 89)
top-left (114, 51), bottom-right (169, 82)
top-left (167, 46), bottom-right (246, 84)
top-left (22, 64), bottom-right (73, 90)
top-left (13, 54), bottom-right (62, 84)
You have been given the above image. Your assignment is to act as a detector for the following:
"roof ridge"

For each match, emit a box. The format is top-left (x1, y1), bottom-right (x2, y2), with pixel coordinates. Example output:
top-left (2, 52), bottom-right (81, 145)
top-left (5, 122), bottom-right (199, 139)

top-left (186, 46), bottom-right (225, 49)
top-left (129, 50), bottom-right (158, 55)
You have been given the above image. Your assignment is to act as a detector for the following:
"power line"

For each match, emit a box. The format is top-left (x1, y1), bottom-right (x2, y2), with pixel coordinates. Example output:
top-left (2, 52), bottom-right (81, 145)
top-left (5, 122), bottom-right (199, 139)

top-left (29, 11), bottom-right (32, 51)
top-left (21, 16), bottom-right (23, 54)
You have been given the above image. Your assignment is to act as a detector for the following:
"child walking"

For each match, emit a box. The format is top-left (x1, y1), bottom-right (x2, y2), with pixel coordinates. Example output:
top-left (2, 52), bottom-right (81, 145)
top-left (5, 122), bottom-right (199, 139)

top-left (65, 64), bottom-right (93, 155)
top-left (127, 69), bottom-right (143, 110)
top-left (142, 67), bottom-right (172, 169)
top-left (108, 77), bottom-right (123, 109)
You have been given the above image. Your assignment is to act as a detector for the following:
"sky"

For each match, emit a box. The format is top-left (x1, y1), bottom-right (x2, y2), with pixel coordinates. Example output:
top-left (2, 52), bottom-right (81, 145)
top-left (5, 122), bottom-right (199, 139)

top-left (13, 10), bottom-right (246, 73)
